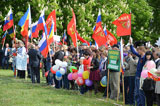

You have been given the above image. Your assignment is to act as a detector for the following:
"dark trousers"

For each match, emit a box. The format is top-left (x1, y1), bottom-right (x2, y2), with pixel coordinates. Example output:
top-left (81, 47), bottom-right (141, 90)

top-left (157, 94), bottom-right (160, 106)
top-left (62, 74), bottom-right (69, 89)
top-left (19, 70), bottom-right (25, 78)
top-left (124, 76), bottom-right (130, 104)
top-left (53, 74), bottom-right (60, 88)
top-left (31, 67), bottom-right (40, 83)
top-left (2, 56), bottom-right (9, 69)
top-left (128, 76), bottom-right (135, 105)
top-left (80, 85), bottom-right (88, 94)
top-left (144, 90), bottom-right (154, 106)
top-left (27, 64), bottom-right (31, 78)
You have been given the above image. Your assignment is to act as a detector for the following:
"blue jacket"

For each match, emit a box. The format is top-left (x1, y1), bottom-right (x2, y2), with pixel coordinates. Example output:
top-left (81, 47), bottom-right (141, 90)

top-left (130, 45), bottom-right (146, 77)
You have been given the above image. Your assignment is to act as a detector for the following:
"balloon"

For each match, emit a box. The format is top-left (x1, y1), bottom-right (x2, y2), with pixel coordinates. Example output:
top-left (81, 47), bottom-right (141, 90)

top-left (45, 71), bottom-right (49, 77)
top-left (100, 76), bottom-right (107, 86)
top-left (51, 67), bottom-right (56, 74)
top-left (60, 68), bottom-right (65, 75)
top-left (82, 71), bottom-right (89, 79)
top-left (68, 73), bottom-right (73, 80)
top-left (56, 76), bottom-right (62, 80)
top-left (76, 77), bottom-right (85, 86)
top-left (56, 71), bottom-right (62, 77)
top-left (62, 62), bottom-right (68, 67)
top-left (100, 82), bottom-right (106, 87)
top-left (141, 70), bottom-right (149, 78)
top-left (70, 66), bottom-right (77, 73)
top-left (85, 79), bottom-right (93, 86)
top-left (72, 72), bottom-right (78, 80)
top-left (52, 65), bottom-right (59, 71)
top-left (78, 73), bottom-right (83, 77)
top-left (146, 61), bottom-right (156, 70)
top-left (55, 59), bottom-right (62, 66)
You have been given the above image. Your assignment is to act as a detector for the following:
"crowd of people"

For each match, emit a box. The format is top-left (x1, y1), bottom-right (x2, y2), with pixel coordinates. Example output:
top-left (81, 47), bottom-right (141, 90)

top-left (0, 38), bottom-right (160, 106)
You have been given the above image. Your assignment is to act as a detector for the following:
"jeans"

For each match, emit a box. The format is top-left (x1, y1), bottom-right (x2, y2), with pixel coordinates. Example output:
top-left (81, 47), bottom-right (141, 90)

top-left (135, 77), bottom-right (145, 106)
top-left (2, 56), bottom-right (9, 69)
top-left (62, 74), bottom-right (69, 89)
top-left (48, 71), bottom-right (53, 85)
top-left (53, 74), bottom-right (60, 88)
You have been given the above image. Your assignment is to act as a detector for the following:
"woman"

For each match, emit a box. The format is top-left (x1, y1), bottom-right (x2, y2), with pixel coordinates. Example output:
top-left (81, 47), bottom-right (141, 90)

top-left (140, 51), bottom-right (155, 106)
top-left (89, 49), bottom-right (101, 94)
top-left (16, 40), bottom-right (27, 79)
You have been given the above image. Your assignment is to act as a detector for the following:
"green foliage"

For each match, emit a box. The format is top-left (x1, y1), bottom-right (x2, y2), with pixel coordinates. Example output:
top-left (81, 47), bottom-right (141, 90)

top-left (0, 0), bottom-right (158, 45)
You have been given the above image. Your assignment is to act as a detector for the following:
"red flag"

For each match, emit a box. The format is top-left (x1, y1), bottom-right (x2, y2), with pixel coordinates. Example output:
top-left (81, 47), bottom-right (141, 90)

top-left (106, 30), bottom-right (117, 46)
top-left (148, 72), bottom-right (160, 81)
top-left (46, 10), bottom-right (56, 34)
top-left (67, 9), bottom-right (77, 47)
top-left (92, 22), bottom-right (107, 47)
top-left (112, 14), bottom-right (131, 36)
top-left (76, 30), bottom-right (90, 46)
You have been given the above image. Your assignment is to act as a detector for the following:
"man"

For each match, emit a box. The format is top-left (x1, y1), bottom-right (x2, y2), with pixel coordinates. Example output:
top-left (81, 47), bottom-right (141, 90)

top-left (129, 37), bottom-right (146, 106)
top-left (124, 51), bottom-right (138, 105)
top-left (52, 46), bottom-right (64, 89)
top-left (153, 48), bottom-right (160, 106)
top-left (28, 44), bottom-right (41, 83)
top-left (2, 43), bottom-right (10, 69)
top-left (109, 44), bottom-right (120, 100)
top-left (79, 43), bottom-right (88, 58)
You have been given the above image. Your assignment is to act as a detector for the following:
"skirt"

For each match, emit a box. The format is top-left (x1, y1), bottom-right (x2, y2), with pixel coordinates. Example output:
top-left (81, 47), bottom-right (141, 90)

top-left (89, 70), bottom-right (101, 81)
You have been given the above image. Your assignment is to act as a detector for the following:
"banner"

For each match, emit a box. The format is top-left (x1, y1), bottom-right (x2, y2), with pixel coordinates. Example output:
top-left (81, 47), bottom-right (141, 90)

top-left (108, 50), bottom-right (120, 71)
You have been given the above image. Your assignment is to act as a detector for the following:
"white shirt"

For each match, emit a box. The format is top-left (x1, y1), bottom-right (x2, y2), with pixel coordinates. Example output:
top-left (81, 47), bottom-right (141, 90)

top-left (155, 58), bottom-right (160, 63)
top-left (5, 48), bottom-right (8, 56)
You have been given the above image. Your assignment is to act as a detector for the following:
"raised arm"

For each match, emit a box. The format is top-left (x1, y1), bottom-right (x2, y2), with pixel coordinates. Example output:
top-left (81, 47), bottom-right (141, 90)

top-left (129, 37), bottom-right (141, 57)
top-left (130, 45), bottom-right (141, 57)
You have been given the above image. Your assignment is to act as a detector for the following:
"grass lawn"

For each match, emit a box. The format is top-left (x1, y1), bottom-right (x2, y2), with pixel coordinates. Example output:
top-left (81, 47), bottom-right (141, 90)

top-left (0, 69), bottom-right (124, 106)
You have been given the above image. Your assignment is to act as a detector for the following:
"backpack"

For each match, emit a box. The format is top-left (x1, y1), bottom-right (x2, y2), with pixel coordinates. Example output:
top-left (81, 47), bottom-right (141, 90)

top-left (142, 78), bottom-right (155, 91)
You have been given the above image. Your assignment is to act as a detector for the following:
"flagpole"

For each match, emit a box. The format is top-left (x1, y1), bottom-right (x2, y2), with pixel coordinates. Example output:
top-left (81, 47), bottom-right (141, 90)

top-left (29, 4), bottom-right (33, 43)
top-left (12, 8), bottom-right (16, 44)
top-left (75, 32), bottom-right (79, 60)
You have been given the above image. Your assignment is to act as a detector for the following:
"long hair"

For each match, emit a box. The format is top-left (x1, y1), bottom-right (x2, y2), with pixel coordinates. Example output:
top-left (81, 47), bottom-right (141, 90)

top-left (145, 51), bottom-right (154, 60)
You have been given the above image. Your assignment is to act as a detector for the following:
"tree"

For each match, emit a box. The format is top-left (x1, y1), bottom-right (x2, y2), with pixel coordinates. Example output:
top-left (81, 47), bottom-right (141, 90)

top-left (0, 0), bottom-right (155, 46)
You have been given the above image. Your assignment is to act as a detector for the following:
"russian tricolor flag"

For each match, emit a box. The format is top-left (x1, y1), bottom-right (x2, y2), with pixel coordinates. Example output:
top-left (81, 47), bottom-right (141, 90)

top-left (38, 33), bottom-right (49, 58)
top-left (38, 12), bottom-right (49, 58)
top-left (62, 30), bottom-right (67, 44)
top-left (28, 22), bottom-right (39, 38)
top-left (93, 9), bottom-right (101, 31)
top-left (36, 9), bottom-right (45, 33)
top-left (103, 25), bottom-right (107, 36)
top-left (3, 9), bottom-right (13, 31)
